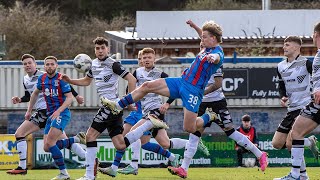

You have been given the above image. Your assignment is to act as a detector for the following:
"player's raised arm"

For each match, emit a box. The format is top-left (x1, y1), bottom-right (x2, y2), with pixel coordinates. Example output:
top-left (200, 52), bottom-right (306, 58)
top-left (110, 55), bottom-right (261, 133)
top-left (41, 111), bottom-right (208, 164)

top-left (60, 73), bottom-right (92, 86)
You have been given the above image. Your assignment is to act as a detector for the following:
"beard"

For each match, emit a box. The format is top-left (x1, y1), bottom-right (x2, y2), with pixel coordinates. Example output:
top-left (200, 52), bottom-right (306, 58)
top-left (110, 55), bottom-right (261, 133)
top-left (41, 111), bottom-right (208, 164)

top-left (46, 69), bottom-right (56, 76)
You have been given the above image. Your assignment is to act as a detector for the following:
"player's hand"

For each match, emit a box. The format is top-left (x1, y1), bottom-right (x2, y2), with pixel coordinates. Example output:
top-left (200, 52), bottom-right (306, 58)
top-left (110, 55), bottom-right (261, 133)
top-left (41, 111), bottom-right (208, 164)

top-left (75, 95), bottom-right (84, 104)
top-left (280, 96), bottom-right (288, 107)
top-left (206, 54), bottom-right (220, 64)
top-left (127, 104), bottom-right (137, 111)
top-left (25, 111), bottom-right (32, 120)
top-left (50, 110), bottom-right (61, 120)
top-left (159, 103), bottom-right (170, 114)
top-left (186, 19), bottom-right (196, 28)
top-left (59, 73), bottom-right (71, 82)
top-left (12, 96), bottom-right (21, 104)
top-left (314, 91), bottom-right (320, 104)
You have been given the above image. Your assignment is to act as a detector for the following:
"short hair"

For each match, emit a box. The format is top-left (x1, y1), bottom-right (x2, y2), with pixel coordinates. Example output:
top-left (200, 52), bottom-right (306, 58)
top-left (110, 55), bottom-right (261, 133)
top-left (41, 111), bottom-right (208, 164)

top-left (21, 54), bottom-right (35, 62)
top-left (314, 22), bottom-right (320, 34)
top-left (44, 56), bottom-right (58, 63)
top-left (93, 36), bottom-right (109, 46)
top-left (241, 114), bottom-right (251, 121)
top-left (284, 36), bottom-right (302, 46)
top-left (202, 21), bottom-right (223, 43)
top-left (141, 47), bottom-right (155, 55)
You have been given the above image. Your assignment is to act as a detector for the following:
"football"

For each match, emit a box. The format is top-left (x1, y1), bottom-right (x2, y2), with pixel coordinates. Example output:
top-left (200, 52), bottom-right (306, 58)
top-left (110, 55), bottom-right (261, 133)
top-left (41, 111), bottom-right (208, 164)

top-left (244, 158), bottom-right (256, 167)
top-left (73, 54), bottom-right (92, 73)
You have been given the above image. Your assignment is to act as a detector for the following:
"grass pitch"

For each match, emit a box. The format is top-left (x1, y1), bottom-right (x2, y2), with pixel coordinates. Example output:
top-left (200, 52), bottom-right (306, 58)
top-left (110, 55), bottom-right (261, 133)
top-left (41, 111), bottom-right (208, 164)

top-left (1, 167), bottom-right (320, 180)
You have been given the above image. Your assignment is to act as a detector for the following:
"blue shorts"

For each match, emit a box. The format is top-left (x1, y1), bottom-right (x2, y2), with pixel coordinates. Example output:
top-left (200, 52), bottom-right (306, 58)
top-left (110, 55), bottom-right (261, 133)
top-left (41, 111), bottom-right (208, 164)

top-left (44, 111), bottom-right (71, 134)
top-left (165, 77), bottom-right (203, 113)
top-left (124, 111), bottom-right (151, 136)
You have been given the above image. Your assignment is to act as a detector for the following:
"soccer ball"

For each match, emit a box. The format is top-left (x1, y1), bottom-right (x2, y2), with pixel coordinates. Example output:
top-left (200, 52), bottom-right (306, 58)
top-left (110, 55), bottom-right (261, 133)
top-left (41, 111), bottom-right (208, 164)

top-left (73, 54), bottom-right (92, 73)
top-left (244, 158), bottom-right (256, 167)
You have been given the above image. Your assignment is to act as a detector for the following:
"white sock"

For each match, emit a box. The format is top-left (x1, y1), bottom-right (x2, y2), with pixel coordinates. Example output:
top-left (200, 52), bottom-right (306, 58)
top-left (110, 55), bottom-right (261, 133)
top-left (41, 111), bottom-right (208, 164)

top-left (126, 121), bottom-right (153, 144)
top-left (168, 153), bottom-right (176, 161)
top-left (111, 164), bottom-right (118, 171)
top-left (86, 147), bottom-right (97, 179)
top-left (229, 130), bottom-right (262, 158)
top-left (170, 138), bottom-right (188, 149)
top-left (304, 138), bottom-right (311, 147)
top-left (71, 143), bottom-right (86, 159)
top-left (60, 169), bottom-right (69, 176)
top-left (300, 156), bottom-right (307, 175)
top-left (181, 133), bottom-right (199, 171)
top-left (130, 139), bottom-right (141, 169)
top-left (17, 139), bottom-right (27, 169)
top-left (291, 147), bottom-right (304, 178)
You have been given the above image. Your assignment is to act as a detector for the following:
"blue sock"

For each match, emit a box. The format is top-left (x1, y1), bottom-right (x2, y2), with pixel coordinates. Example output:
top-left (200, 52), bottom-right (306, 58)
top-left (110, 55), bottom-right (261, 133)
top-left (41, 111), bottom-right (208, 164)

top-left (201, 114), bottom-right (210, 127)
top-left (56, 137), bottom-right (75, 149)
top-left (142, 142), bottom-right (171, 158)
top-left (49, 145), bottom-right (66, 170)
top-left (118, 93), bottom-right (134, 108)
top-left (113, 149), bottom-right (125, 167)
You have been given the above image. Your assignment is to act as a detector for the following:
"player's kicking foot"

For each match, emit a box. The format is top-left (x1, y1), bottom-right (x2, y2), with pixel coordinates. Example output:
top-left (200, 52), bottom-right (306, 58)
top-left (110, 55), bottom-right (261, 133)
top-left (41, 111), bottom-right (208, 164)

top-left (308, 135), bottom-right (319, 159)
top-left (273, 173), bottom-right (300, 180)
top-left (118, 165), bottom-right (138, 175)
top-left (259, 151), bottom-right (268, 172)
top-left (147, 113), bottom-right (169, 129)
top-left (197, 138), bottom-right (210, 156)
top-left (205, 108), bottom-right (221, 123)
top-left (100, 97), bottom-right (121, 115)
top-left (300, 174), bottom-right (309, 180)
top-left (98, 166), bottom-right (117, 177)
top-left (168, 166), bottom-right (187, 179)
top-left (76, 132), bottom-right (86, 145)
top-left (51, 173), bottom-right (70, 180)
top-left (6, 166), bottom-right (27, 175)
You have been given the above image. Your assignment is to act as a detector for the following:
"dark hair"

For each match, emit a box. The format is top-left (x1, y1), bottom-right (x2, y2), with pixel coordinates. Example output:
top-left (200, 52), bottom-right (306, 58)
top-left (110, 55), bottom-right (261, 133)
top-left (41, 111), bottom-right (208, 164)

top-left (241, 114), bottom-right (251, 121)
top-left (315, 22), bottom-right (320, 34)
top-left (93, 36), bottom-right (109, 46)
top-left (284, 36), bottom-right (302, 46)
top-left (44, 56), bottom-right (58, 63)
top-left (21, 54), bottom-right (35, 62)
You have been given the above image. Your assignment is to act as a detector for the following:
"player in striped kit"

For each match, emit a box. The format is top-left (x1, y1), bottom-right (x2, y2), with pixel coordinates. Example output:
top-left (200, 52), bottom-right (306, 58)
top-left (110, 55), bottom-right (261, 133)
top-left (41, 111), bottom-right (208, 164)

top-left (61, 37), bottom-right (137, 180)
top-left (273, 36), bottom-right (319, 180)
top-left (24, 56), bottom-right (85, 180)
top-left (274, 23), bottom-right (320, 180)
top-left (101, 20), bottom-right (224, 178)
top-left (7, 54), bottom-right (86, 177)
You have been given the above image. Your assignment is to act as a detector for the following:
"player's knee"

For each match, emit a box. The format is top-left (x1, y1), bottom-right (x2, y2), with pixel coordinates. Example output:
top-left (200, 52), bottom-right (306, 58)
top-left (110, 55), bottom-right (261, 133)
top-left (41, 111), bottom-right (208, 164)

top-left (43, 144), bottom-right (50, 152)
top-left (184, 126), bottom-right (196, 133)
top-left (114, 142), bottom-right (126, 150)
top-left (140, 81), bottom-right (153, 93)
top-left (159, 141), bottom-right (170, 149)
top-left (271, 140), bottom-right (283, 149)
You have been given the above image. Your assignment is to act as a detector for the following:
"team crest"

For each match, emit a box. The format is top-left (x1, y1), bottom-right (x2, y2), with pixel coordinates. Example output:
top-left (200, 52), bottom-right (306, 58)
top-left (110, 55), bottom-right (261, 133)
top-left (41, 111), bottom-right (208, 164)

top-left (54, 80), bottom-right (59, 86)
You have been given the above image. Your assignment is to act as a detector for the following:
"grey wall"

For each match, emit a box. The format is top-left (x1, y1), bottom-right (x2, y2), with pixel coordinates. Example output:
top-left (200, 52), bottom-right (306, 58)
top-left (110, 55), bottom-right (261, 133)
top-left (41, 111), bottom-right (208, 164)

top-left (3, 107), bottom-right (320, 136)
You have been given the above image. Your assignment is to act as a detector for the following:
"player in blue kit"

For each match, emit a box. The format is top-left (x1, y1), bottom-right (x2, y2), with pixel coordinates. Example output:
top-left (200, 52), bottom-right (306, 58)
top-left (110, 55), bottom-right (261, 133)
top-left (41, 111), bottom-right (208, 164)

top-left (101, 20), bottom-right (223, 178)
top-left (26, 56), bottom-right (84, 180)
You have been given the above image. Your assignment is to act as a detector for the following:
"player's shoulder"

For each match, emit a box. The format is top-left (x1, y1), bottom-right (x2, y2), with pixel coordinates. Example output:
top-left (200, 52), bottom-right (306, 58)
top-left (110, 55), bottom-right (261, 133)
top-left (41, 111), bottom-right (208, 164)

top-left (152, 67), bottom-right (163, 73)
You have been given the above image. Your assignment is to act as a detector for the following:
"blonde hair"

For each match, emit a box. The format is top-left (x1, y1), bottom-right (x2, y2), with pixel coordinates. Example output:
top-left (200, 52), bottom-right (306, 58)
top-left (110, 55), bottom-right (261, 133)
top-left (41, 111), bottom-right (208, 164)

top-left (315, 22), bottom-right (320, 34)
top-left (202, 21), bottom-right (223, 43)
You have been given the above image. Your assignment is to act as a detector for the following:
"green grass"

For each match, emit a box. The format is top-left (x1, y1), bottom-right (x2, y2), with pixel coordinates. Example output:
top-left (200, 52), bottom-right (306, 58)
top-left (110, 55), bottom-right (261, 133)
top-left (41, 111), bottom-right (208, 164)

top-left (1, 167), bottom-right (320, 180)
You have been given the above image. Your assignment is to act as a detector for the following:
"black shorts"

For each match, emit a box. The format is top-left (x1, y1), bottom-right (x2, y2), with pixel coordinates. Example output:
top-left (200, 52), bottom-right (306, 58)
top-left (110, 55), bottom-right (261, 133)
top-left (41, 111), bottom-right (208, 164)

top-left (143, 109), bottom-right (165, 137)
top-left (277, 109), bottom-right (301, 134)
top-left (29, 109), bottom-right (48, 129)
top-left (300, 101), bottom-right (320, 124)
top-left (198, 99), bottom-right (233, 129)
top-left (91, 107), bottom-right (124, 136)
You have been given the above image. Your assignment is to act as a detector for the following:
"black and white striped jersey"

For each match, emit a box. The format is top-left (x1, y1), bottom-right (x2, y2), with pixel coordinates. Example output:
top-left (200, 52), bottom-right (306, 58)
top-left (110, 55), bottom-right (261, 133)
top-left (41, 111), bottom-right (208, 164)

top-left (202, 67), bottom-right (225, 102)
top-left (277, 56), bottom-right (312, 112)
top-left (23, 70), bottom-right (46, 110)
top-left (133, 67), bottom-right (168, 114)
top-left (87, 57), bottom-right (129, 101)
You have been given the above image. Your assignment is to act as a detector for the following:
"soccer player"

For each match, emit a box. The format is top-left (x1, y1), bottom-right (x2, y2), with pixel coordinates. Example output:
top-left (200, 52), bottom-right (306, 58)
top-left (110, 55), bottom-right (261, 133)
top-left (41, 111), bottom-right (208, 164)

top-left (6, 54), bottom-right (86, 176)
top-left (25, 56), bottom-right (84, 180)
top-left (101, 20), bottom-right (223, 178)
top-left (61, 37), bottom-right (137, 180)
top-left (274, 22), bottom-right (320, 180)
top-left (272, 36), bottom-right (318, 180)
top-left (164, 20), bottom-right (267, 178)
